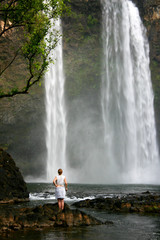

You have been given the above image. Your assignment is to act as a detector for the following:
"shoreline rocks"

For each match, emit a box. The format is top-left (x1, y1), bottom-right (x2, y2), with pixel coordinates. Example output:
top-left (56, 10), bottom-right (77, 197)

top-left (0, 149), bottom-right (29, 203)
top-left (0, 203), bottom-right (103, 233)
top-left (73, 192), bottom-right (160, 214)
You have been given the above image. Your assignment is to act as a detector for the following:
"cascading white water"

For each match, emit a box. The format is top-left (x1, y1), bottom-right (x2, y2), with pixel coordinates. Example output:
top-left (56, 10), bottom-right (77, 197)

top-left (45, 19), bottom-right (67, 181)
top-left (101, 0), bottom-right (160, 183)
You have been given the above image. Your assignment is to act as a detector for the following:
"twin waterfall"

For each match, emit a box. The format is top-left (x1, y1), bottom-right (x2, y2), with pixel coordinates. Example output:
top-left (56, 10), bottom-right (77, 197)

top-left (45, 19), bottom-right (67, 181)
top-left (45, 0), bottom-right (160, 183)
top-left (101, 0), bottom-right (160, 183)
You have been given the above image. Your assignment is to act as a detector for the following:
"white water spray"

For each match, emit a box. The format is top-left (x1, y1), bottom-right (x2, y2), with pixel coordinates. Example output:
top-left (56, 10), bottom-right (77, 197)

top-left (101, 0), bottom-right (160, 183)
top-left (45, 19), bottom-right (67, 181)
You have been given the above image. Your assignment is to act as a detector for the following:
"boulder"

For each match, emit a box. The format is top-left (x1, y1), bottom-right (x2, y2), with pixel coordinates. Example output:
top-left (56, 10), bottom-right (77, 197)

top-left (0, 148), bottom-right (29, 203)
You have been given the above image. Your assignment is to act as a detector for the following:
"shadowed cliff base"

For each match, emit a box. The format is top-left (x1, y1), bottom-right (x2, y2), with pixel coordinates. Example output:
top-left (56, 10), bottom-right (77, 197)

top-left (0, 148), bottom-right (29, 203)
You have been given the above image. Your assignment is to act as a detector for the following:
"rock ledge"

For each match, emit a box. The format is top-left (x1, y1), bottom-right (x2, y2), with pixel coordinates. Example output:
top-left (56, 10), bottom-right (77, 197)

top-left (0, 203), bottom-right (103, 233)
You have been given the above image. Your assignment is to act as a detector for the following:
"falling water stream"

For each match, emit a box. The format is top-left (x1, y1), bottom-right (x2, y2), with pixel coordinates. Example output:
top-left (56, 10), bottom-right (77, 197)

top-left (101, 0), bottom-right (160, 183)
top-left (45, 19), bottom-right (67, 181)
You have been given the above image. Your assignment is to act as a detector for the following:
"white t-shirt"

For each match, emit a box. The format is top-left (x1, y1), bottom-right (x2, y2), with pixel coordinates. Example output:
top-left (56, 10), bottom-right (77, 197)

top-left (57, 175), bottom-right (65, 186)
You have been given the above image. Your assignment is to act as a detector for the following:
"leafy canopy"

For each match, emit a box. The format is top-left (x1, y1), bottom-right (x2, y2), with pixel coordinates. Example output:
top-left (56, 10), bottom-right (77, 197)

top-left (0, 0), bottom-right (69, 98)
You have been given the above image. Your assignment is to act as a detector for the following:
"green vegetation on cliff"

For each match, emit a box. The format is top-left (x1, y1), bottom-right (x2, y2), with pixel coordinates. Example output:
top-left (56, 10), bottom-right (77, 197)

top-left (62, 0), bottom-right (101, 100)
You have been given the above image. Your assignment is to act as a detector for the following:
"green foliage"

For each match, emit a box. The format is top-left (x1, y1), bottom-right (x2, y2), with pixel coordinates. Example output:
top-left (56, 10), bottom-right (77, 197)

top-left (150, 60), bottom-right (160, 99)
top-left (0, 143), bottom-right (9, 151)
top-left (0, 0), bottom-right (70, 98)
top-left (10, 87), bottom-right (19, 95)
top-left (0, 88), bottom-right (5, 96)
top-left (87, 15), bottom-right (98, 26)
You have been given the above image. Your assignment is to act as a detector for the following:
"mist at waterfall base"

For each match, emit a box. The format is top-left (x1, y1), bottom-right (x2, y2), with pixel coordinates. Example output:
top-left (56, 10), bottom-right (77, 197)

top-left (44, 0), bottom-right (160, 185)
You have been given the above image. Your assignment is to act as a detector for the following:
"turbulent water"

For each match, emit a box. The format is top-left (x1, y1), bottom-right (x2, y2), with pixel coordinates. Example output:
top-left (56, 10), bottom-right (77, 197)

top-left (45, 19), bottom-right (67, 181)
top-left (28, 183), bottom-right (160, 205)
top-left (101, 0), bottom-right (160, 183)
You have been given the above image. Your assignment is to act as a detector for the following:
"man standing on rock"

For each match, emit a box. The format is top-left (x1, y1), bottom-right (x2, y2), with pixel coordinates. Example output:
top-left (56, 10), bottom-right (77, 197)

top-left (53, 169), bottom-right (68, 210)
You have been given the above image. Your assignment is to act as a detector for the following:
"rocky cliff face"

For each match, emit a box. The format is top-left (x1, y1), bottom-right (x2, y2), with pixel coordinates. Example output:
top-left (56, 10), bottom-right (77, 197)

top-left (0, 148), bottom-right (29, 203)
top-left (63, 0), bottom-right (101, 100)
top-left (0, 0), bottom-right (160, 179)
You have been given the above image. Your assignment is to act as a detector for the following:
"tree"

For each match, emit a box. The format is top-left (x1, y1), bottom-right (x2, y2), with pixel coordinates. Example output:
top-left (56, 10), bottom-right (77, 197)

top-left (0, 0), bottom-right (69, 98)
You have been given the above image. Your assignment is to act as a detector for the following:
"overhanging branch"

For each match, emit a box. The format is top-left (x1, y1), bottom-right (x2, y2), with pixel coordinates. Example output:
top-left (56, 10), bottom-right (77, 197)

top-left (0, 23), bottom-right (25, 37)
top-left (0, 58), bottom-right (47, 99)
top-left (0, 48), bottom-right (20, 76)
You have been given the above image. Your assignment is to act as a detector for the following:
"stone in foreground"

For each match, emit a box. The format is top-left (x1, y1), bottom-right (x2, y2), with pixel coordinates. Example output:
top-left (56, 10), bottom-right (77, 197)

top-left (0, 203), bottom-right (103, 232)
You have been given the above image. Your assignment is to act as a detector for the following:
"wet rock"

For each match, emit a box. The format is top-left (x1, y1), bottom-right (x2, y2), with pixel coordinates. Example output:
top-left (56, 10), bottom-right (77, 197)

top-left (73, 193), bottom-right (160, 214)
top-left (0, 149), bottom-right (29, 203)
top-left (0, 203), bottom-right (103, 233)
top-left (142, 191), bottom-right (151, 194)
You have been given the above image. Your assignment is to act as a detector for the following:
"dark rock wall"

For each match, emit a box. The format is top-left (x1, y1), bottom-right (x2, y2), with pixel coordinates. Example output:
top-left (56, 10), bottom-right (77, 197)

top-left (63, 0), bottom-right (101, 100)
top-left (0, 148), bottom-right (29, 202)
top-left (0, 91), bottom-right (46, 178)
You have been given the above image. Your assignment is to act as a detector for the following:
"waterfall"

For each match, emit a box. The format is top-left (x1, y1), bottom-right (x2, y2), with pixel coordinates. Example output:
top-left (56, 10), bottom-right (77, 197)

top-left (45, 19), bottom-right (67, 181)
top-left (101, 0), bottom-right (160, 183)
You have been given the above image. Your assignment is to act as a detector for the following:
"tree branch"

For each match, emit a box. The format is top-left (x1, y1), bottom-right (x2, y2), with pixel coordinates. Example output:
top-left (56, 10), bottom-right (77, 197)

top-left (28, 63), bottom-right (46, 88)
top-left (0, 48), bottom-right (20, 76)
top-left (0, 90), bottom-right (28, 98)
top-left (0, 23), bottom-right (25, 37)
top-left (0, 57), bottom-right (47, 99)
top-left (1, 0), bottom-right (16, 33)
